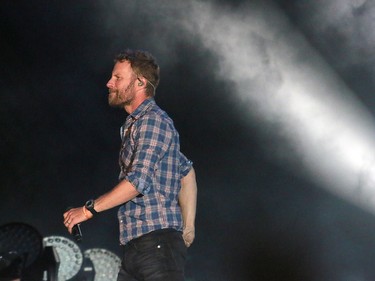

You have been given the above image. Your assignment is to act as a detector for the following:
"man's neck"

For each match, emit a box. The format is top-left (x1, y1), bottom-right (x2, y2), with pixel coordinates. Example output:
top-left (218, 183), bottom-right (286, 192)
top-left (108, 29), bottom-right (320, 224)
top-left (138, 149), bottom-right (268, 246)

top-left (124, 96), bottom-right (149, 114)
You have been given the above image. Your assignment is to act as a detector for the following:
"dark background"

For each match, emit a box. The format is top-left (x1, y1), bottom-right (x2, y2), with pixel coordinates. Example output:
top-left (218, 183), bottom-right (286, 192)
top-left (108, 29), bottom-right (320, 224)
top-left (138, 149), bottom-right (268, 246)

top-left (2, 0), bottom-right (375, 280)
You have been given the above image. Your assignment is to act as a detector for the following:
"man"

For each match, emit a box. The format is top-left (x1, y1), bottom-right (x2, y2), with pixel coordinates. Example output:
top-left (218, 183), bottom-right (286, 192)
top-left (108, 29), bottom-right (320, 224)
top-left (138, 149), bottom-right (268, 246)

top-left (63, 49), bottom-right (197, 281)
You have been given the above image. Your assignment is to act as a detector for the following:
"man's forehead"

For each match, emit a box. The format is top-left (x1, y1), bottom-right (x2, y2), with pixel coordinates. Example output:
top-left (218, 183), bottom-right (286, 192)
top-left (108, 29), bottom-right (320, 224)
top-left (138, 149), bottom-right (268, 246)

top-left (112, 61), bottom-right (132, 74)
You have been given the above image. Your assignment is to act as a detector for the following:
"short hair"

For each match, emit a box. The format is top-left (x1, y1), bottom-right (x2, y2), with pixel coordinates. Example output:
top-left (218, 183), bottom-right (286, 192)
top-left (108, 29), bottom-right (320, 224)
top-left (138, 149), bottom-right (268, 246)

top-left (115, 49), bottom-right (160, 97)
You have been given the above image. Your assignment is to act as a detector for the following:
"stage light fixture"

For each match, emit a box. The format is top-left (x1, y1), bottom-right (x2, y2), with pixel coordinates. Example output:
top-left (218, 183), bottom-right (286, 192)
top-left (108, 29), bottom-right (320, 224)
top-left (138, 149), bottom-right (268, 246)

top-left (84, 248), bottom-right (121, 281)
top-left (0, 222), bottom-right (43, 280)
top-left (43, 236), bottom-right (83, 281)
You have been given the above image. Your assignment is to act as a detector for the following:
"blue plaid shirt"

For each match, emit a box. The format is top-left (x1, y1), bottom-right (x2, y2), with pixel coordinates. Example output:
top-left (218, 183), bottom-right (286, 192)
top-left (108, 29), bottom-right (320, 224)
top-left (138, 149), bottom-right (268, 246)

top-left (117, 98), bottom-right (192, 244)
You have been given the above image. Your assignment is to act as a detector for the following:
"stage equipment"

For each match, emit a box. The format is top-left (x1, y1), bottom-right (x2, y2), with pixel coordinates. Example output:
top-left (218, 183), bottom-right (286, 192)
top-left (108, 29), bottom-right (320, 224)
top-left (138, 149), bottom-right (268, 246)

top-left (43, 236), bottom-right (83, 281)
top-left (0, 222), bottom-right (43, 280)
top-left (84, 248), bottom-right (121, 281)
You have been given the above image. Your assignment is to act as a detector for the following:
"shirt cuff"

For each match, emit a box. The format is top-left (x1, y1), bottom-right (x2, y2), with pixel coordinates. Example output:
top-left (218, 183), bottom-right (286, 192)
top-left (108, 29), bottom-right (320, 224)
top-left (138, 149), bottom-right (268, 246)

top-left (125, 172), bottom-right (151, 195)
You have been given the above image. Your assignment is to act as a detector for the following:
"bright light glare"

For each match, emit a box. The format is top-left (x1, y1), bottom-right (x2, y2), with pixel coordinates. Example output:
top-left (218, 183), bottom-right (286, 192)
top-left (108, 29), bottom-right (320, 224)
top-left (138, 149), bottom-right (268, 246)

top-left (181, 0), bottom-right (375, 213)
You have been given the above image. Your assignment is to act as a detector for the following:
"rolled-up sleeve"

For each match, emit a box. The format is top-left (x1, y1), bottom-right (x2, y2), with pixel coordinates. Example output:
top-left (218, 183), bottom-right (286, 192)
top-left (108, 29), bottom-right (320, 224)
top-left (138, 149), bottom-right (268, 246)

top-left (125, 114), bottom-right (173, 194)
top-left (179, 152), bottom-right (193, 179)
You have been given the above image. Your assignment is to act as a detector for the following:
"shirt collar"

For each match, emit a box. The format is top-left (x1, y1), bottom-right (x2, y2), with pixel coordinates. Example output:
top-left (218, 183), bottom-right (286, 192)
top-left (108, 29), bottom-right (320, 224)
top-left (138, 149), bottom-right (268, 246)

top-left (128, 98), bottom-right (155, 121)
top-left (121, 98), bottom-right (155, 140)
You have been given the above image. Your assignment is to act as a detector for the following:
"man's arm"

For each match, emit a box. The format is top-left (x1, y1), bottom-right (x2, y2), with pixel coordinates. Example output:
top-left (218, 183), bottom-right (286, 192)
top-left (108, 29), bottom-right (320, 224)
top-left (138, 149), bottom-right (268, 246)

top-left (63, 180), bottom-right (139, 233)
top-left (179, 167), bottom-right (197, 247)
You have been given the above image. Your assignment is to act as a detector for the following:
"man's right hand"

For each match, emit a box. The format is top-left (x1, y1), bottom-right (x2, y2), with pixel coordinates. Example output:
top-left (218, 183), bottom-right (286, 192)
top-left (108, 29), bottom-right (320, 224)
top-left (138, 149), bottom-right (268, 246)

top-left (63, 206), bottom-right (92, 233)
top-left (182, 225), bottom-right (195, 247)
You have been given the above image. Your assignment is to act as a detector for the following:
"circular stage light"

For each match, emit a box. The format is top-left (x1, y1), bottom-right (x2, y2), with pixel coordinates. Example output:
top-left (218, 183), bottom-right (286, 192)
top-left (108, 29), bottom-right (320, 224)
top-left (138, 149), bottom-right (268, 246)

top-left (43, 236), bottom-right (83, 281)
top-left (84, 248), bottom-right (121, 281)
top-left (0, 222), bottom-right (43, 268)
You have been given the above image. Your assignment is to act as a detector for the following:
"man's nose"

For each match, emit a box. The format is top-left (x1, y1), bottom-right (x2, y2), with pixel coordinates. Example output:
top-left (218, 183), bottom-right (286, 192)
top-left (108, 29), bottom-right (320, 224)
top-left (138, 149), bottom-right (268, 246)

top-left (106, 79), bottom-right (114, 88)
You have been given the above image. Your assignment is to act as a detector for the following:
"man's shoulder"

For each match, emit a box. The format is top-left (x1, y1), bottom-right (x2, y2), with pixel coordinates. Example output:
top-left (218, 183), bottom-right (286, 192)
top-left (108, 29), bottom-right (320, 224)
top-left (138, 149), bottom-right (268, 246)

top-left (145, 100), bottom-right (171, 120)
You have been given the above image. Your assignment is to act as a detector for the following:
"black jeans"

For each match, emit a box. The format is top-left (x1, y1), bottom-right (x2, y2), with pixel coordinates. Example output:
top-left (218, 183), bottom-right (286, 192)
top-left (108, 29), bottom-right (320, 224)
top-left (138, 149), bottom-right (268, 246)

top-left (117, 229), bottom-right (187, 281)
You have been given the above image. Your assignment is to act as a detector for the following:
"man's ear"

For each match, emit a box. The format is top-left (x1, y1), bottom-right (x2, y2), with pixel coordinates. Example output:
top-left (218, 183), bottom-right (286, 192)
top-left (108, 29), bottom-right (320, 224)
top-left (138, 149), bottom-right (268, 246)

top-left (137, 77), bottom-right (147, 87)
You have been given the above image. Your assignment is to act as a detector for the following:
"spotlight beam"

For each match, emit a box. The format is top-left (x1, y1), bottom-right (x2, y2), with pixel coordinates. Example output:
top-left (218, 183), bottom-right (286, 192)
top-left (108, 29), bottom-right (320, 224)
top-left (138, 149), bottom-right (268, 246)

top-left (180, 0), bottom-right (375, 213)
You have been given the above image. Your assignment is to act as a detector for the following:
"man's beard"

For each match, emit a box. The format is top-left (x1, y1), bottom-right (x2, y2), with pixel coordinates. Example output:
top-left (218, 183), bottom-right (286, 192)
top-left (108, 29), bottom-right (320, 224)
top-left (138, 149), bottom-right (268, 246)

top-left (108, 79), bottom-right (136, 108)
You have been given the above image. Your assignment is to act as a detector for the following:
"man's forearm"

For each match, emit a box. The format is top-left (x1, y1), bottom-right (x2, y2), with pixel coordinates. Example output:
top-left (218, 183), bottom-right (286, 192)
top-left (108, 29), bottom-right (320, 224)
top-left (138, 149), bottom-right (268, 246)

top-left (94, 179), bottom-right (140, 212)
top-left (179, 168), bottom-right (197, 226)
top-left (179, 168), bottom-right (197, 247)
top-left (64, 179), bottom-right (139, 233)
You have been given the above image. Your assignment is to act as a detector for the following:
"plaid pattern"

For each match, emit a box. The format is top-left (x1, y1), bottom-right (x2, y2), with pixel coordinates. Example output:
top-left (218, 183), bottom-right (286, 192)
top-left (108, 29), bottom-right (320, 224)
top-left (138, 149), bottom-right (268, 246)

top-left (117, 98), bottom-right (192, 244)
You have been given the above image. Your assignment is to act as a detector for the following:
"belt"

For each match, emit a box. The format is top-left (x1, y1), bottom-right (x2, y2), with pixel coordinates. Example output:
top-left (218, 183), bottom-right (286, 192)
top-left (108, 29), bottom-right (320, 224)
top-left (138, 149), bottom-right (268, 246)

top-left (123, 228), bottom-right (179, 249)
